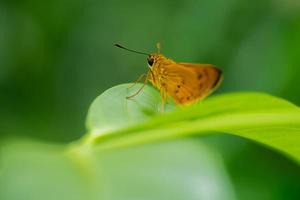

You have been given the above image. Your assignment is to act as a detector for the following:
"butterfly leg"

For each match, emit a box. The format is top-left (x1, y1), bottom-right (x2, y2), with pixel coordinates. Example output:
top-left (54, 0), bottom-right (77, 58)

top-left (160, 90), bottom-right (167, 112)
top-left (127, 74), bottom-right (147, 89)
top-left (126, 74), bottom-right (149, 99)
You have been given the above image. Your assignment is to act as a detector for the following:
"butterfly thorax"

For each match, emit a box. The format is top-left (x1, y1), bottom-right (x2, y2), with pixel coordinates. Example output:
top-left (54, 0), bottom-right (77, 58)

top-left (147, 53), bottom-right (175, 89)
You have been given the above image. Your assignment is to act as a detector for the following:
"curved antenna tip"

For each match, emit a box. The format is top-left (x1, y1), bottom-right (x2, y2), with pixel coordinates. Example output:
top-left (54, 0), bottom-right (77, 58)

top-left (114, 43), bottom-right (149, 56)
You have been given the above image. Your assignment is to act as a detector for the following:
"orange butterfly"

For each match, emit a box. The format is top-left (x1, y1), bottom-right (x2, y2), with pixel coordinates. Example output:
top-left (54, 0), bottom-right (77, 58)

top-left (115, 43), bottom-right (223, 112)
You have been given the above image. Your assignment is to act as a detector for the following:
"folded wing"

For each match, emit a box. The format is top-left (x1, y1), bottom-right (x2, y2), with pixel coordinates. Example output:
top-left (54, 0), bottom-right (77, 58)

top-left (161, 63), bottom-right (223, 105)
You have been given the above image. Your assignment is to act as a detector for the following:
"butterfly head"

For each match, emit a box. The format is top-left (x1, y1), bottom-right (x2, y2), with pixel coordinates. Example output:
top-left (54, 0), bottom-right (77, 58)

top-left (147, 54), bottom-right (155, 66)
top-left (147, 53), bottom-right (166, 67)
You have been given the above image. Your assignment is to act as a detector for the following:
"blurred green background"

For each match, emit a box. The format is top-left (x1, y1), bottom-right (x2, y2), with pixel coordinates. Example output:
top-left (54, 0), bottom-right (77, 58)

top-left (1, 0), bottom-right (300, 199)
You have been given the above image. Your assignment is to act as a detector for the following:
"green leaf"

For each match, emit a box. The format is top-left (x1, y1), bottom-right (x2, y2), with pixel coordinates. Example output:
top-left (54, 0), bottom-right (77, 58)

top-left (86, 84), bottom-right (176, 134)
top-left (1, 139), bottom-right (236, 200)
top-left (2, 84), bottom-right (300, 200)
top-left (86, 84), bottom-right (300, 163)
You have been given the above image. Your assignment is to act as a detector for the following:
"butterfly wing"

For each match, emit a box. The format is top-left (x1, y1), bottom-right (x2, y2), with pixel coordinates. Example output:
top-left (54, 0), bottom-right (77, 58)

top-left (160, 63), bottom-right (223, 105)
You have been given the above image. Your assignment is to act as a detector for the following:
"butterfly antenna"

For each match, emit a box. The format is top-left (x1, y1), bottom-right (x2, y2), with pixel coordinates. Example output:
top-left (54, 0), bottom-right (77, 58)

top-left (114, 44), bottom-right (149, 56)
top-left (156, 42), bottom-right (161, 53)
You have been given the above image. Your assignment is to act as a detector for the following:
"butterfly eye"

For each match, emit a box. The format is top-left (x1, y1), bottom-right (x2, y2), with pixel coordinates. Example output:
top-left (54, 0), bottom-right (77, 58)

top-left (147, 58), bottom-right (154, 66)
